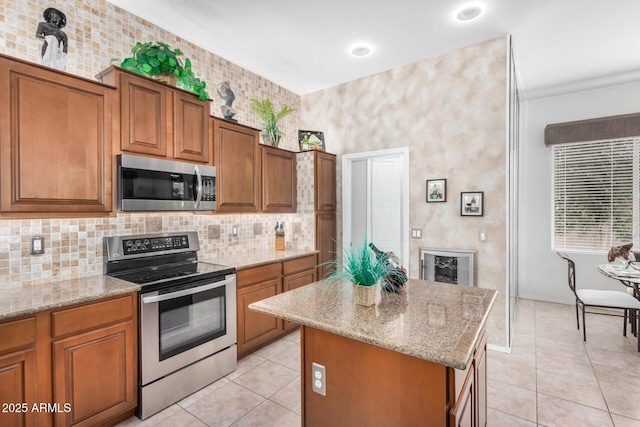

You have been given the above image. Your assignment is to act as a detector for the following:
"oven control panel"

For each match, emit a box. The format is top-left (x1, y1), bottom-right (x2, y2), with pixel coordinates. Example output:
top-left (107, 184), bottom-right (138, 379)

top-left (122, 235), bottom-right (190, 255)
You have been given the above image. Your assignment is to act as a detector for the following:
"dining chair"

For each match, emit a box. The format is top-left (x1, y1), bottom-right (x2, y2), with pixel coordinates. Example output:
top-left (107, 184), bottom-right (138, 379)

top-left (557, 252), bottom-right (640, 351)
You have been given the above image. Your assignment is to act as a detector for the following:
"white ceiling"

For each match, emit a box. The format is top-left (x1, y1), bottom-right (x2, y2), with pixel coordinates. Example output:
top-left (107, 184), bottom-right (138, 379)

top-left (106, 0), bottom-right (640, 100)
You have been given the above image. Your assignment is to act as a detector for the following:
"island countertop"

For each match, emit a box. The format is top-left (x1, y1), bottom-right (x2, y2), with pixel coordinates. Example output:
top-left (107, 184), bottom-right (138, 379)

top-left (250, 278), bottom-right (497, 370)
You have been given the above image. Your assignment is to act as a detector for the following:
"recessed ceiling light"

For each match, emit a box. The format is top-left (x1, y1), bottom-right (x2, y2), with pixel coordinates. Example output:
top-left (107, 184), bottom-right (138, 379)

top-left (350, 44), bottom-right (372, 57)
top-left (454, 3), bottom-right (483, 22)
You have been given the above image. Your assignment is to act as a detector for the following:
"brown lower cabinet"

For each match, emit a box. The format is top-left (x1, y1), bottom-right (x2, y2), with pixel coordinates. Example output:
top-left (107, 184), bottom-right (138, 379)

top-left (0, 293), bottom-right (138, 427)
top-left (0, 317), bottom-right (37, 426)
top-left (450, 330), bottom-right (488, 427)
top-left (237, 254), bottom-right (317, 358)
top-left (301, 327), bottom-right (488, 427)
top-left (315, 213), bottom-right (336, 279)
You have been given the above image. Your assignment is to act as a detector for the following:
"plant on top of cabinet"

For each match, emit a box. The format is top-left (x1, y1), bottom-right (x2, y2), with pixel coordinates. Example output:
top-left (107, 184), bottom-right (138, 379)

top-left (119, 41), bottom-right (209, 100)
top-left (250, 97), bottom-right (294, 147)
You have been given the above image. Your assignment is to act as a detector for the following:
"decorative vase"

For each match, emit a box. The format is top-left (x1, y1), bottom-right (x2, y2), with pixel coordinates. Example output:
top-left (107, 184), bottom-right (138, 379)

top-left (261, 132), bottom-right (281, 147)
top-left (352, 283), bottom-right (376, 306)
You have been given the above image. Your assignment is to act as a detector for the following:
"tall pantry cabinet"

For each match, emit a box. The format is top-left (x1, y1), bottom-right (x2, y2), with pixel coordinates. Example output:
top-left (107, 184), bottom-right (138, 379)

top-left (298, 151), bottom-right (336, 278)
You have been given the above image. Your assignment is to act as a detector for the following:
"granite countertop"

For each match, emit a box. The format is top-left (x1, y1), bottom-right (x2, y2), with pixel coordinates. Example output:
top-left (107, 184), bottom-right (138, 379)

top-left (250, 278), bottom-right (497, 370)
top-left (0, 276), bottom-right (140, 321)
top-left (202, 248), bottom-right (319, 270)
top-left (0, 248), bottom-right (318, 322)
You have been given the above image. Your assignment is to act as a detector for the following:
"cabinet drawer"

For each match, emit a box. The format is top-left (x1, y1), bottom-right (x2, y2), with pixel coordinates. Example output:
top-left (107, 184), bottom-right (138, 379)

top-left (283, 254), bottom-right (317, 276)
top-left (0, 317), bottom-right (36, 353)
top-left (51, 294), bottom-right (135, 338)
top-left (237, 262), bottom-right (281, 288)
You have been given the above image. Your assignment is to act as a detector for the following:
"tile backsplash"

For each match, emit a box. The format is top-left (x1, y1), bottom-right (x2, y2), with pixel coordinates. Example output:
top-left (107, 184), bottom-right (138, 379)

top-left (0, 212), bottom-right (315, 292)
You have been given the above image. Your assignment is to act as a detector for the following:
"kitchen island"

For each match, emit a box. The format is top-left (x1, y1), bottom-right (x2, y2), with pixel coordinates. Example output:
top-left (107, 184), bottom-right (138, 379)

top-left (250, 278), bottom-right (497, 427)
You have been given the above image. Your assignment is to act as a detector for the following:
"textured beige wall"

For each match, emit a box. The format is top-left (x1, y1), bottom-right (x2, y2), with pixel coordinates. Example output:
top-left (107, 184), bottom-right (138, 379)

top-left (300, 37), bottom-right (509, 346)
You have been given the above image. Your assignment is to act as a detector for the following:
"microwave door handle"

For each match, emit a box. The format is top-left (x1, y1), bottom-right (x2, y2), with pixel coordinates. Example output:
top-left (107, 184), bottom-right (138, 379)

top-left (141, 276), bottom-right (235, 304)
top-left (194, 165), bottom-right (203, 209)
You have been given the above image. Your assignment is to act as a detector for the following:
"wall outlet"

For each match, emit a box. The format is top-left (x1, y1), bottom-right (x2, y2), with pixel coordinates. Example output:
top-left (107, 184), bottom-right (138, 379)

top-left (253, 222), bottom-right (262, 235)
top-left (293, 222), bottom-right (302, 235)
top-left (312, 362), bottom-right (326, 396)
top-left (208, 225), bottom-right (220, 239)
top-left (31, 236), bottom-right (45, 255)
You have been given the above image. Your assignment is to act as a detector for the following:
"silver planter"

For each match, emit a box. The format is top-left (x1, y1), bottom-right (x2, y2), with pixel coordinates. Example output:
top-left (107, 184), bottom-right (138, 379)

top-left (261, 132), bottom-right (281, 147)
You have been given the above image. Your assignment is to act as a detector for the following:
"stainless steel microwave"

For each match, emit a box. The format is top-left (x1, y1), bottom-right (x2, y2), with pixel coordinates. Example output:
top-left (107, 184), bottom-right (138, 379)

top-left (117, 154), bottom-right (216, 212)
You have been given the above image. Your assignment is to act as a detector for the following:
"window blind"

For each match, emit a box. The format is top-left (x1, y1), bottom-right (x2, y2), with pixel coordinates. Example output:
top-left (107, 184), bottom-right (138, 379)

top-left (552, 139), bottom-right (638, 252)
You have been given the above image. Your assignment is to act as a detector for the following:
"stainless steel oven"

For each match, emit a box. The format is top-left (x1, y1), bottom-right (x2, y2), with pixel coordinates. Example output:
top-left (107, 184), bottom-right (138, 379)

top-left (117, 154), bottom-right (216, 212)
top-left (104, 232), bottom-right (236, 419)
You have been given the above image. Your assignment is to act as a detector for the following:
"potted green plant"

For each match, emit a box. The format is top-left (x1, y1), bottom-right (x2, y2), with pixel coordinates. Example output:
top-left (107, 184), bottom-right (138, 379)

top-left (119, 41), bottom-right (209, 101)
top-left (250, 97), bottom-right (294, 147)
top-left (323, 238), bottom-right (402, 306)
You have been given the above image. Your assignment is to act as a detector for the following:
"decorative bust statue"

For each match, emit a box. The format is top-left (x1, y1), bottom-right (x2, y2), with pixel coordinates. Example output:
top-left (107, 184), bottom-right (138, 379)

top-left (217, 81), bottom-right (237, 122)
top-left (36, 7), bottom-right (68, 71)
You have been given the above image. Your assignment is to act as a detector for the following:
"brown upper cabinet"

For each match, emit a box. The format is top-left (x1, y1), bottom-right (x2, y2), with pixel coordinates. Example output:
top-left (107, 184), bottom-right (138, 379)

top-left (315, 151), bottom-right (337, 212)
top-left (0, 55), bottom-right (114, 217)
top-left (97, 66), bottom-right (210, 164)
top-left (211, 118), bottom-right (262, 212)
top-left (261, 146), bottom-right (297, 213)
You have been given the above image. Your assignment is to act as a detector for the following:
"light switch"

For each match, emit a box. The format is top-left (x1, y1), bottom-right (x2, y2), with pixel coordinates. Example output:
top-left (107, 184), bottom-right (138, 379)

top-left (480, 231), bottom-right (486, 241)
top-left (412, 229), bottom-right (422, 239)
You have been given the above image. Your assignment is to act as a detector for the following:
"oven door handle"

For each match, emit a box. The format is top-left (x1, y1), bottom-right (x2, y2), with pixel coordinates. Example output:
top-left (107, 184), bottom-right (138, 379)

top-left (141, 276), bottom-right (235, 304)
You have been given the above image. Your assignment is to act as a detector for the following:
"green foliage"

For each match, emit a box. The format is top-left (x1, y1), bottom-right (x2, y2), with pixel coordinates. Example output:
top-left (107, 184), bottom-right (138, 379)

top-left (120, 42), bottom-right (209, 101)
top-left (250, 97), bottom-right (294, 139)
top-left (323, 237), bottom-right (398, 287)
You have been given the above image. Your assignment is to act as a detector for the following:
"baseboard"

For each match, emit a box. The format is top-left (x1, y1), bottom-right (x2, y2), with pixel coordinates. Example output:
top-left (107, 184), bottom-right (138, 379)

top-left (487, 343), bottom-right (511, 353)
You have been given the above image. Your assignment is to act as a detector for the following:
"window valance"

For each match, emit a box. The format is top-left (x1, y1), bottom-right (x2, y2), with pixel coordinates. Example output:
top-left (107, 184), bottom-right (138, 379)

top-left (545, 112), bottom-right (640, 146)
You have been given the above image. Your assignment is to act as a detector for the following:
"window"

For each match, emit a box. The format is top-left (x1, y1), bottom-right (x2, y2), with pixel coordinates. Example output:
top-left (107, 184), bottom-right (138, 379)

top-left (552, 138), bottom-right (639, 252)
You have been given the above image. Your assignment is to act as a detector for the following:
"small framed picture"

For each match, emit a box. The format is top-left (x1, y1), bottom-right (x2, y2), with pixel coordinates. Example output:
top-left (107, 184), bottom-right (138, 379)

top-left (426, 179), bottom-right (447, 202)
top-left (461, 191), bottom-right (484, 216)
top-left (298, 130), bottom-right (325, 152)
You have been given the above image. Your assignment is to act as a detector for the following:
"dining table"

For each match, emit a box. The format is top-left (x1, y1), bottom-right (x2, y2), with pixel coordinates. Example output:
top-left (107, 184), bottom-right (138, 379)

top-left (597, 263), bottom-right (640, 299)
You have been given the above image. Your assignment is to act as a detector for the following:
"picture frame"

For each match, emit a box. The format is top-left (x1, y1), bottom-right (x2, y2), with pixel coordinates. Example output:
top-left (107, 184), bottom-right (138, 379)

top-left (426, 179), bottom-right (447, 202)
top-left (460, 191), bottom-right (484, 216)
top-left (298, 130), bottom-right (325, 152)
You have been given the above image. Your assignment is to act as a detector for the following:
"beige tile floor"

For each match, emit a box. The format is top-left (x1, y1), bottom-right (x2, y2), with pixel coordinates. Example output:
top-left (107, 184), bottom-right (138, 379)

top-left (118, 298), bottom-right (640, 426)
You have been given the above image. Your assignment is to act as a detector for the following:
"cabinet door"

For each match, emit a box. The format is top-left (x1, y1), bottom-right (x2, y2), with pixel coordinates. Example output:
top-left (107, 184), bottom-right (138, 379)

top-left (262, 146), bottom-right (296, 212)
top-left (449, 369), bottom-right (475, 427)
top-left (237, 278), bottom-right (282, 357)
top-left (315, 151), bottom-right (337, 212)
top-left (120, 73), bottom-right (168, 157)
top-left (0, 348), bottom-right (37, 427)
top-left (316, 213), bottom-right (337, 279)
top-left (52, 321), bottom-right (136, 427)
top-left (0, 58), bottom-right (113, 214)
top-left (475, 331), bottom-right (488, 427)
top-left (283, 269), bottom-right (317, 330)
top-left (173, 91), bottom-right (210, 163)
top-left (213, 119), bottom-right (261, 212)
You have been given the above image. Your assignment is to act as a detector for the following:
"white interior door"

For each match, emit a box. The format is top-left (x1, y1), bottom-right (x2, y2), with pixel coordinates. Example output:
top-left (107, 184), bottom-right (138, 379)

top-left (343, 148), bottom-right (409, 270)
top-left (371, 157), bottom-right (402, 258)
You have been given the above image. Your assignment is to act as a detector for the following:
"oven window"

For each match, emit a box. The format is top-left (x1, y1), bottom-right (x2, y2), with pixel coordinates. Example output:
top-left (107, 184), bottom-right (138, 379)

top-left (158, 285), bottom-right (226, 361)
